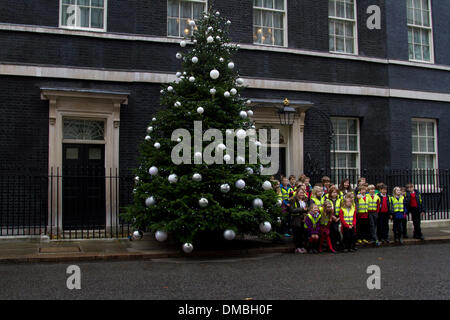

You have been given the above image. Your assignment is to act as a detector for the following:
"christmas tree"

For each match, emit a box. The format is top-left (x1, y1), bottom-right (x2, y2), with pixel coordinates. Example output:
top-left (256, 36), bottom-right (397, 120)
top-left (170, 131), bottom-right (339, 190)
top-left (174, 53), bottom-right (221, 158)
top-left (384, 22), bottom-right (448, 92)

top-left (125, 10), bottom-right (282, 253)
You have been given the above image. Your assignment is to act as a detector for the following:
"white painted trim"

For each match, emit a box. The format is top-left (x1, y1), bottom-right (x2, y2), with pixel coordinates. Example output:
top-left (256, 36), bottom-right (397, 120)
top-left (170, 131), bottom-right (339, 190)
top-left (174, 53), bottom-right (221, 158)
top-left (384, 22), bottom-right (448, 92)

top-left (1, 63), bottom-right (450, 102)
top-left (1, 22), bottom-right (450, 72)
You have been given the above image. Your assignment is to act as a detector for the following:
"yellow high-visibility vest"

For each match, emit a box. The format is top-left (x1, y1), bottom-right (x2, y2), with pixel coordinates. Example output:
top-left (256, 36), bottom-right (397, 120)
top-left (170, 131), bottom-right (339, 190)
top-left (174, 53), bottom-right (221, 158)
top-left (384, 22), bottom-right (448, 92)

top-left (367, 194), bottom-right (380, 211)
top-left (341, 206), bottom-right (356, 226)
top-left (304, 213), bottom-right (321, 229)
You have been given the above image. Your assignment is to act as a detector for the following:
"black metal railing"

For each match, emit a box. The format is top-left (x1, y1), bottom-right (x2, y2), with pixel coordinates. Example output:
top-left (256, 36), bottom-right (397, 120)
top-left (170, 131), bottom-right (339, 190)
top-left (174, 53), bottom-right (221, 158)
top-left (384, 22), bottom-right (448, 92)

top-left (1, 167), bottom-right (449, 238)
top-left (0, 167), bottom-right (133, 239)
top-left (305, 168), bottom-right (450, 220)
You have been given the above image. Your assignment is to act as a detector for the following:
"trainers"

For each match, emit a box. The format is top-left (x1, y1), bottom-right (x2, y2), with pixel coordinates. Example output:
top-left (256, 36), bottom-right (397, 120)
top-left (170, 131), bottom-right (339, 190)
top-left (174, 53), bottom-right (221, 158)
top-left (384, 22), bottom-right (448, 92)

top-left (375, 241), bottom-right (381, 247)
top-left (284, 233), bottom-right (291, 237)
top-left (363, 239), bottom-right (370, 244)
top-left (357, 239), bottom-right (363, 244)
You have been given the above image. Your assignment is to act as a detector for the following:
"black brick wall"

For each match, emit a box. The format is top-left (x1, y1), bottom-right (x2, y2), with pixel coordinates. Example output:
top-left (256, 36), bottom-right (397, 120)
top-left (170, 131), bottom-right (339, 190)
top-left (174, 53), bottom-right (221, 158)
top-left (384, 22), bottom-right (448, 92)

top-left (357, 0), bottom-right (387, 58)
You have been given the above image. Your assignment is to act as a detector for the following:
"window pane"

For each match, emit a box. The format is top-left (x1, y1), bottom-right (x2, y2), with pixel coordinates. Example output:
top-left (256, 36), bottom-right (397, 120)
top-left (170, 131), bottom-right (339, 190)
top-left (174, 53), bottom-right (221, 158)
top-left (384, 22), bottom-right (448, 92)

top-left (423, 10), bottom-right (430, 26)
top-left (412, 122), bottom-right (418, 136)
top-left (329, 0), bottom-right (335, 16)
top-left (168, 18), bottom-right (179, 36)
top-left (274, 29), bottom-right (283, 46)
top-left (414, 9), bottom-right (422, 25)
top-left (427, 122), bottom-right (434, 136)
top-left (335, 21), bottom-right (344, 36)
top-left (418, 122), bottom-right (426, 135)
top-left (338, 135), bottom-right (347, 150)
top-left (423, 45), bottom-right (430, 61)
top-left (427, 138), bottom-right (435, 152)
top-left (262, 11), bottom-right (273, 27)
top-left (263, 0), bottom-right (273, 9)
top-left (180, 1), bottom-right (191, 19)
top-left (181, 19), bottom-right (190, 36)
top-left (273, 12), bottom-right (283, 28)
top-left (253, 9), bottom-right (262, 25)
top-left (419, 137), bottom-right (427, 152)
top-left (345, 1), bottom-right (354, 19)
top-left (61, 4), bottom-right (75, 26)
top-left (63, 0), bottom-right (75, 4)
top-left (418, 154), bottom-right (426, 168)
top-left (168, 0), bottom-right (179, 17)
top-left (329, 36), bottom-right (335, 51)
top-left (80, 6), bottom-right (90, 27)
top-left (254, 0), bottom-right (263, 7)
top-left (407, 8), bottom-right (414, 24)
top-left (421, 0), bottom-right (429, 10)
top-left (337, 154), bottom-right (346, 167)
top-left (414, 44), bottom-right (422, 60)
top-left (337, 119), bottom-right (347, 134)
top-left (91, 8), bottom-right (103, 28)
top-left (412, 137), bottom-right (419, 152)
top-left (92, 0), bottom-right (104, 7)
top-left (349, 135), bottom-right (357, 151)
top-left (348, 154), bottom-right (357, 168)
top-left (345, 21), bottom-right (353, 37)
top-left (348, 119), bottom-right (357, 134)
top-left (336, 1), bottom-right (345, 17)
top-left (426, 155), bottom-right (435, 169)
top-left (78, 0), bottom-right (89, 6)
top-left (274, 0), bottom-right (284, 10)
top-left (262, 28), bottom-right (272, 44)
top-left (345, 38), bottom-right (354, 53)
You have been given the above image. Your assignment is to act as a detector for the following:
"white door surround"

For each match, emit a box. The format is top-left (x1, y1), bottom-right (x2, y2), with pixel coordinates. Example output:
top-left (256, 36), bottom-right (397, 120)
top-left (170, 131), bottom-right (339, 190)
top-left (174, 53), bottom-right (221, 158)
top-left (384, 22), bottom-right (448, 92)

top-left (41, 88), bottom-right (128, 234)
top-left (249, 98), bottom-right (313, 178)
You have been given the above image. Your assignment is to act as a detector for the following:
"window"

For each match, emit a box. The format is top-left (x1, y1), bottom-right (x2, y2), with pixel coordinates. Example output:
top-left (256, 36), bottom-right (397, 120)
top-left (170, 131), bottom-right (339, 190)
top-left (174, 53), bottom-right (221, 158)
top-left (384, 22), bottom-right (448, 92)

top-left (407, 0), bottom-right (433, 62)
top-left (412, 119), bottom-right (437, 170)
top-left (63, 119), bottom-right (105, 141)
top-left (168, 0), bottom-right (206, 37)
top-left (331, 118), bottom-right (360, 183)
top-left (60, 0), bottom-right (106, 31)
top-left (328, 0), bottom-right (357, 54)
top-left (253, 0), bottom-right (286, 47)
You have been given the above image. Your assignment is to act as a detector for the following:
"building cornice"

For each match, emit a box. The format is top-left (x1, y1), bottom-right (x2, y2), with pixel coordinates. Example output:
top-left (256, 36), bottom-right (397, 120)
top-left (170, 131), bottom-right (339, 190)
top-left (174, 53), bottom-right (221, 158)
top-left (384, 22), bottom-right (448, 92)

top-left (1, 63), bottom-right (450, 103)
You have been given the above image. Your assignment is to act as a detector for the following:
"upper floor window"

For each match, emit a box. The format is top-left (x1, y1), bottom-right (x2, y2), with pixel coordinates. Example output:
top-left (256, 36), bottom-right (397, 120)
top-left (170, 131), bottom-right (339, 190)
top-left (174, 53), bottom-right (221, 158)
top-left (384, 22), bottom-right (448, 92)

top-left (328, 0), bottom-right (357, 54)
top-left (168, 0), bottom-right (206, 37)
top-left (331, 118), bottom-right (360, 184)
top-left (253, 0), bottom-right (286, 47)
top-left (60, 0), bottom-right (106, 31)
top-left (407, 0), bottom-right (434, 62)
top-left (412, 119), bottom-right (438, 170)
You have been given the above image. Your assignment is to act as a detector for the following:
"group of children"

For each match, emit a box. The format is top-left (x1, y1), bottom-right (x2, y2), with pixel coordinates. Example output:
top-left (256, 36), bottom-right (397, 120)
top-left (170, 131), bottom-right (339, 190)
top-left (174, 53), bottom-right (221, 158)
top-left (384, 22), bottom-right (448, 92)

top-left (273, 175), bottom-right (426, 254)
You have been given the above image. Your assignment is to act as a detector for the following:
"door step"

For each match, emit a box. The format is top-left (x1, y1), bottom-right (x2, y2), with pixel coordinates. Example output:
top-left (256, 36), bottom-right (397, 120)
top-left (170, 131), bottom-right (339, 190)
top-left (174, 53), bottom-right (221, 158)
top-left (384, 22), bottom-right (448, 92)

top-left (39, 246), bottom-right (81, 254)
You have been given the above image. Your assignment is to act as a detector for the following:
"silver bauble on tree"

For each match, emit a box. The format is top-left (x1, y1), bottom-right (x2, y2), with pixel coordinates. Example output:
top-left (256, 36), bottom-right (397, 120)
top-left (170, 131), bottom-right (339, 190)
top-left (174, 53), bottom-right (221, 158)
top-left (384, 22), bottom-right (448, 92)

top-left (223, 229), bottom-right (236, 241)
top-left (145, 196), bottom-right (156, 207)
top-left (155, 230), bottom-right (168, 242)
top-left (132, 230), bottom-right (143, 240)
top-left (220, 184), bottom-right (231, 193)
top-left (182, 243), bottom-right (194, 253)
top-left (259, 222), bottom-right (272, 233)
top-left (148, 166), bottom-right (158, 176)
top-left (253, 198), bottom-right (263, 209)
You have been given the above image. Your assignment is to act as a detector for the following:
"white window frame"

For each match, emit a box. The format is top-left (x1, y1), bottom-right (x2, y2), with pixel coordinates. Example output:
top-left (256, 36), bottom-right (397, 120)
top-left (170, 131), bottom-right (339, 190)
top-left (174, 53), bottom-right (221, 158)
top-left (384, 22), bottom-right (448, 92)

top-left (407, 0), bottom-right (434, 64)
top-left (412, 118), bottom-right (438, 169)
top-left (167, 0), bottom-right (208, 38)
top-left (252, 0), bottom-right (288, 48)
top-left (59, 0), bottom-right (107, 32)
top-left (330, 117), bottom-right (361, 183)
top-left (328, 0), bottom-right (358, 55)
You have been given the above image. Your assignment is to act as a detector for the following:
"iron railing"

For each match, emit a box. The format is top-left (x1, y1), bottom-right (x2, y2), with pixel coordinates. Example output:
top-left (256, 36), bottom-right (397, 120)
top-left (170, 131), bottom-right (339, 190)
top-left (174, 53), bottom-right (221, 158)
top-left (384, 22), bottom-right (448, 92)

top-left (0, 167), bottom-right (449, 238)
top-left (0, 167), bottom-right (133, 239)
top-left (305, 168), bottom-right (450, 220)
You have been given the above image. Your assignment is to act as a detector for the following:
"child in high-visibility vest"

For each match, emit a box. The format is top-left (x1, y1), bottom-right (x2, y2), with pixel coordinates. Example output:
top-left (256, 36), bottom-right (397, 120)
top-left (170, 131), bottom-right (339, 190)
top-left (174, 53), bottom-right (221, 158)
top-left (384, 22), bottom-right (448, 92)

top-left (310, 186), bottom-right (323, 208)
top-left (324, 186), bottom-right (343, 250)
top-left (319, 200), bottom-right (337, 253)
top-left (356, 185), bottom-right (369, 244)
top-left (339, 195), bottom-right (357, 252)
top-left (390, 187), bottom-right (407, 244)
top-left (377, 183), bottom-right (391, 243)
top-left (304, 204), bottom-right (321, 254)
top-left (367, 185), bottom-right (381, 246)
top-left (290, 189), bottom-right (309, 254)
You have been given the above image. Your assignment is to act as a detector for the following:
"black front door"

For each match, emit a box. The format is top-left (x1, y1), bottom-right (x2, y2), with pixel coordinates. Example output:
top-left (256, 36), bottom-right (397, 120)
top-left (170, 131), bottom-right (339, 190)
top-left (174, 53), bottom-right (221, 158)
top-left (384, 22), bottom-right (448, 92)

top-left (62, 144), bottom-right (106, 230)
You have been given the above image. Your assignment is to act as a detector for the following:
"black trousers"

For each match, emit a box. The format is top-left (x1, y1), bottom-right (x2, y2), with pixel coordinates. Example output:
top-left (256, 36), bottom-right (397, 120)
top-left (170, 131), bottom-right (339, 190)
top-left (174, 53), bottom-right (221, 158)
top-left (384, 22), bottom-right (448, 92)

top-left (330, 220), bottom-right (342, 249)
top-left (342, 227), bottom-right (356, 250)
top-left (393, 218), bottom-right (403, 240)
top-left (293, 226), bottom-right (305, 248)
top-left (377, 212), bottom-right (390, 241)
top-left (409, 207), bottom-right (423, 237)
top-left (402, 215), bottom-right (408, 237)
top-left (357, 217), bottom-right (370, 240)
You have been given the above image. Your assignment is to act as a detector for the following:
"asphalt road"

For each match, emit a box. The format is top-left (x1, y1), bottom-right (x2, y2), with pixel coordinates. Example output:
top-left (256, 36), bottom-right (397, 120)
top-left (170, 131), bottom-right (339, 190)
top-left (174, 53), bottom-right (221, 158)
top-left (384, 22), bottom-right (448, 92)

top-left (0, 243), bottom-right (449, 300)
